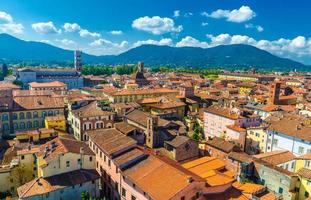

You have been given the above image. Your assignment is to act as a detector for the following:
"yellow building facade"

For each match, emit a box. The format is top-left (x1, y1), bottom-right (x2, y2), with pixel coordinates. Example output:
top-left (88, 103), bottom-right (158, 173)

top-left (245, 127), bottom-right (268, 154)
top-left (44, 115), bottom-right (66, 131)
top-left (295, 157), bottom-right (311, 200)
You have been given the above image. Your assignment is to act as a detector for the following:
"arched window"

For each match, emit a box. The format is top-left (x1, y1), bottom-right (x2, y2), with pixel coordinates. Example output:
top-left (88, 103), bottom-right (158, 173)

top-left (34, 121), bottom-right (39, 128)
top-left (106, 123), bottom-right (112, 128)
top-left (13, 113), bottom-right (18, 120)
top-left (2, 123), bottom-right (9, 131)
top-left (2, 114), bottom-right (9, 121)
top-left (19, 112), bottom-right (25, 120)
top-left (26, 121), bottom-right (32, 129)
top-left (48, 110), bottom-right (53, 116)
top-left (20, 122), bottom-right (25, 129)
top-left (13, 123), bottom-right (18, 130)
top-left (26, 112), bottom-right (32, 119)
top-left (42, 111), bottom-right (47, 118)
top-left (96, 121), bottom-right (104, 129)
top-left (33, 112), bottom-right (38, 118)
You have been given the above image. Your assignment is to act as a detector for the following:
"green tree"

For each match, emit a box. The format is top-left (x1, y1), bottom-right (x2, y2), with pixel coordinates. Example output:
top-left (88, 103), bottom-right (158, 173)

top-left (81, 191), bottom-right (90, 200)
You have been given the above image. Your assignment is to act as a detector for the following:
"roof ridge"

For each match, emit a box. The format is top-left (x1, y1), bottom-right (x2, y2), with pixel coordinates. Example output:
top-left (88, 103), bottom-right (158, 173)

top-left (19, 178), bottom-right (41, 198)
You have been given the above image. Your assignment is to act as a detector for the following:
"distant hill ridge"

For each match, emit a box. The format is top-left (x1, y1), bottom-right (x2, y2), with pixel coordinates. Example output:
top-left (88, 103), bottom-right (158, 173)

top-left (0, 33), bottom-right (307, 70)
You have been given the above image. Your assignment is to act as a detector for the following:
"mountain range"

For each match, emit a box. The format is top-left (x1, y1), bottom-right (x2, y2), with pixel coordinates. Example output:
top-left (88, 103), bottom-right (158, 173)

top-left (0, 33), bottom-right (308, 70)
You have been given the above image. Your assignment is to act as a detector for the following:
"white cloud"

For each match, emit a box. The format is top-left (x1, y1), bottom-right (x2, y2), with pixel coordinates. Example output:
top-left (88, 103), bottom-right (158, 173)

top-left (63, 23), bottom-right (81, 32)
top-left (0, 23), bottom-right (24, 34)
top-left (79, 29), bottom-right (101, 38)
top-left (89, 38), bottom-right (128, 48)
top-left (132, 16), bottom-right (183, 35)
top-left (32, 21), bottom-right (61, 34)
top-left (202, 6), bottom-right (256, 23)
top-left (56, 38), bottom-right (76, 46)
top-left (173, 10), bottom-right (180, 18)
top-left (0, 11), bottom-right (24, 34)
top-left (40, 39), bottom-right (52, 44)
top-left (174, 33), bottom-right (311, 62)
top-left (201, 22), bottom-right (209, 27)
top-left (176, 36), bottom-right (209, 48)
top-left (245, 23), bottom-right (264, 32)
top-left (87, 38), bottom-right (128, 55)
top-left (109, 30), bottom-right (123, 35)
top-left (133, 38), bottom-right (173, 47)
top-left (0, 11), bottom-right (13, 23)
top-left (289, 36), bottom-right (306, 49)
top-left (256, 26), bottom-right (264, 32)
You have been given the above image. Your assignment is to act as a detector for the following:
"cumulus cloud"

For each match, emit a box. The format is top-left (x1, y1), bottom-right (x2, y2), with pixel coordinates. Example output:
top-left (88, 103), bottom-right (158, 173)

top-left (109, 30), bottom-right (123, 35)
top-left (132, 16), bottom-right (183, 35)
top-left (133, 38), bottom-right (173, 47)
top-left (173, 10), bottom-right (180, 18)
top-left (32, 21), bottom-right (61, 34)
top-left (89, 38), bottom-right (128, 48)
top-left (87, 38), bottom-right (128, 55)
top-left (0, 11), bottom-right (13, 23)
top-left (206, 34), bottom-right (311, 59)
top-left (0, 11), bottom-right (24, 34)
top-left (245, 23), bottom-right (264, 32)
top-left (79, 29), bottom-right (101, 38)
top-left (63, 23), bottom-right (81, 32)
top-left (56, 38), bottom-right (76, 46)
top-left (202, 6), bottom-right (256, 23)
top-left (176, 36), bottom-right (209, 48)
top-left (173, 33), bottom-right (311, 62)
top-left (0, 23), bottom-right (24, 34)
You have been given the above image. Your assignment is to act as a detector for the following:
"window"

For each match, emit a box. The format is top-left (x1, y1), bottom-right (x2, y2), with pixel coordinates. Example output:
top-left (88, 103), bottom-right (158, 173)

top-left (13, 123), bottom-right (18, 130)
top-left (89, 156), bottom-right (93, 162)
top-left (34, 121), bottom-right (39, 128)
top-left (20, 122), bottom-right (25, 129)
top-left (262, 179), bottom-right (265, 185)
top-left (42, 111), bottom-right (47, 118)
top-left (48, 110), bottom-right (53, 116)
top-left (121, 187), bottom-right (126, 197)
top-left (13, 113), bottom-right (18, 120)
top-left (131, 195), bottom-right (136, 200)
top-left (291, 162), bottom-right (295, 169)
top-left (299, 146), bottom-right (305, 154)
top-left (21, 155), bottom-right (25, 160)
top-left (272, 139), bottom-right (278, 146)
top-left (181, 197), bottom-right (185, 200)
top-left (2, 123), bottom-right (9, 131)
top-left (278, 187), bottom-right (283, 194)
top-left (26, 121), bottom-right (32, 129)
top-left (78, 159), bottom-right (82, 166)
top-left (33, 112), bottom-right (38, 118)
top-left (108, 159), bottom-right (111, 167)
top-left (305, 191), bottom-right (310, 198)
top-left (26, 112), bottom-right (32, 119)
top-left (307, 181), bottom-right (311, 186)
top-left (66, 161), bottom-right (70, 168)
top-left (2, 114), bottom-right (9, 121)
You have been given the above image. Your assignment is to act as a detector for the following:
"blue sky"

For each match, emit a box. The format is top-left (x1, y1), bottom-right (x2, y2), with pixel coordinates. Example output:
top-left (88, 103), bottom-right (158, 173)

top-left (1, 0), bottom-right (311, 64)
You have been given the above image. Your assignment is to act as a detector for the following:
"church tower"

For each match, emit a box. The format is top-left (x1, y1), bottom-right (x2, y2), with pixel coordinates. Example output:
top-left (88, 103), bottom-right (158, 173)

top-left (74, 50), bottom-right (82, 71)
top-left (146, 115), bottom-right (159, 148)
